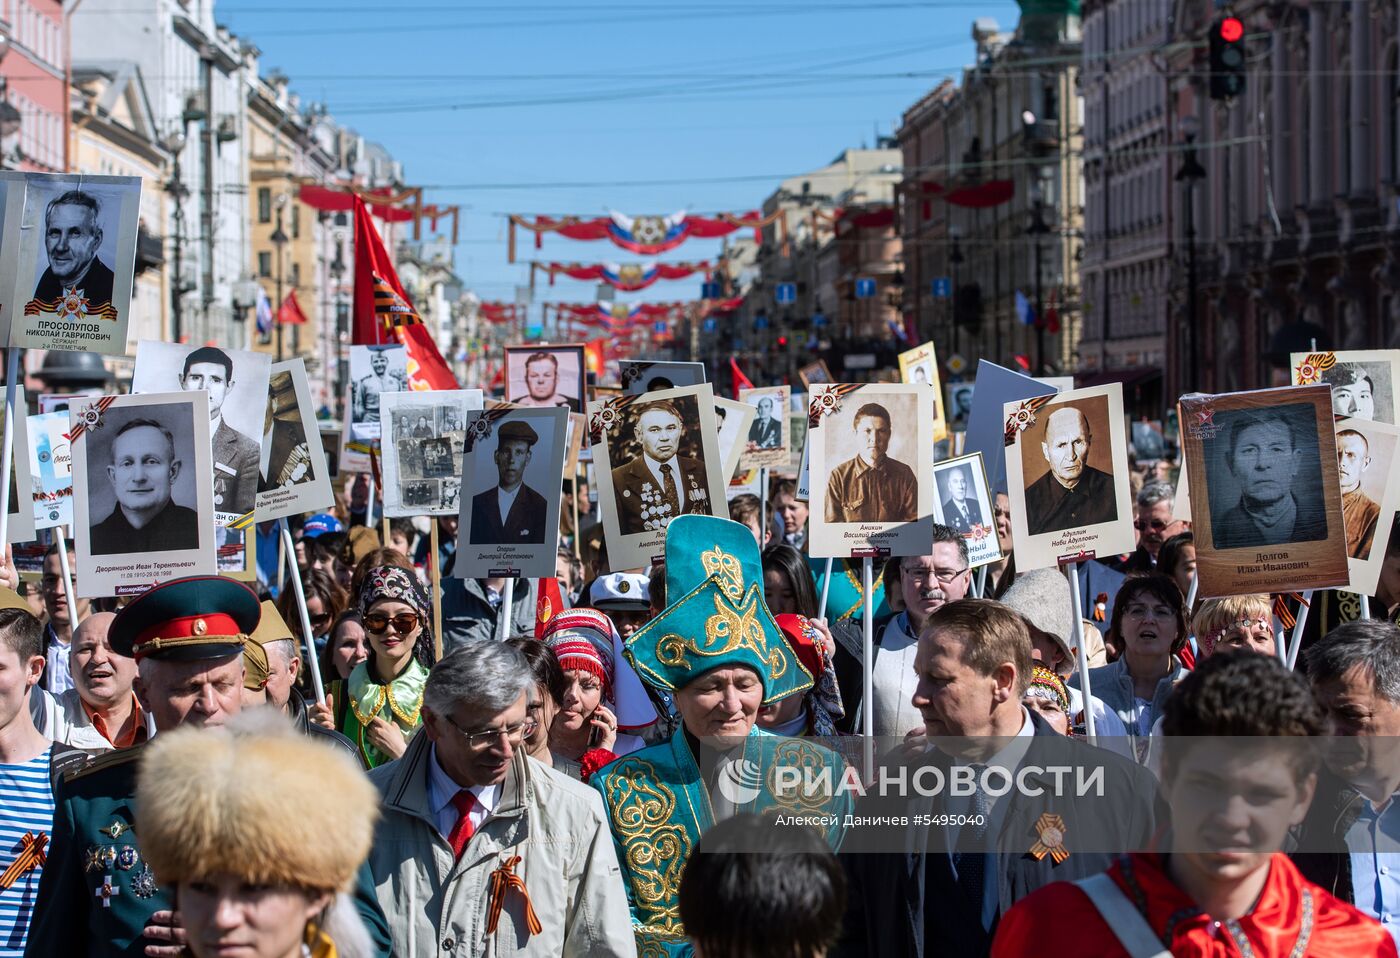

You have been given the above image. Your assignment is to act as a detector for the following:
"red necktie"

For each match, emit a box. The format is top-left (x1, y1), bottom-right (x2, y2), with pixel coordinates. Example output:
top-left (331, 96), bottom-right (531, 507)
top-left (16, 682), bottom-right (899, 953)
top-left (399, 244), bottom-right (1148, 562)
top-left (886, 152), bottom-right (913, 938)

top-left (447, 789), bottom-right (478, 859)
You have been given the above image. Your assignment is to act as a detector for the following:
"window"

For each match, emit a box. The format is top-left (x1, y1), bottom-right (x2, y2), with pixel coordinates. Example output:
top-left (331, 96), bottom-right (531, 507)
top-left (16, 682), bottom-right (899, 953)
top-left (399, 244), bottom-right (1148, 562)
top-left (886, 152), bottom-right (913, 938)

top-left (258, 251), bottom-right (271, 277)
top-left (291, 204), bottom-right (300, 239)
top-left (290, 262), bottom-right (301, 288)
top-left (257, 188), bottom-right (271, 224)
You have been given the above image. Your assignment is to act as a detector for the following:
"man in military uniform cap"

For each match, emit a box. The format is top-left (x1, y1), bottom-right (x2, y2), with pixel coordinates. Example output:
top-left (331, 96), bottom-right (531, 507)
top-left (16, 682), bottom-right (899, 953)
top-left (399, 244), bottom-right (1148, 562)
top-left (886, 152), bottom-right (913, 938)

top-left (23, 576), bottom-right (391, 958)
top-left (469, 419), bottom-right (550, 544)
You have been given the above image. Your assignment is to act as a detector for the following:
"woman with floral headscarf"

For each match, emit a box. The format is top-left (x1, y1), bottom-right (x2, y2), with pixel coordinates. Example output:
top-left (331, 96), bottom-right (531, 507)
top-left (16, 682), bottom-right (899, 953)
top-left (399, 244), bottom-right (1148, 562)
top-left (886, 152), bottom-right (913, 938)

top-left (311, 565), bottom-right (436, 768)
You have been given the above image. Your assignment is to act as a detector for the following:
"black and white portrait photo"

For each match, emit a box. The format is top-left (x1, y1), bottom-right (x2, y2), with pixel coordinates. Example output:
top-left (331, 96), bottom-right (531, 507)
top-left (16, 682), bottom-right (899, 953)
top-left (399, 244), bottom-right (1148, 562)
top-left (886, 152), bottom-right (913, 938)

top-left (948, 383), bottom-right (975, 426)
top-left (71, 391), bottom-right (216, 596)
top-left (256, 359), bottom-right (333, 523)
top-left (712, 396), bottom-right (755, 481)
top-left (506, 344), bottom-right (584, 413)
top-left (932, 452), bottom-right (1002, 567)
top-left (348, 344), bottom-right (409, 442)
top-left (1020, 399), bottom-right (1119, 536)
top-left (5, 173), bottom-right (142, 356)
top-left (2, 385), bottom-right (35, 545)
top-left (380, 388), bottom-right (483, 516)
top-left (588, 384), bottom-right (727, 570)
top-left (1182, 385), bottom-right (1349, 598)
top-left (620, 360), bottom-right (707, 396)
top-left (739, 385), bottom-right (790, 468)
top-left (457, 406), bottom-right (567, 579)
top-left (133, 341), bottom-right (271, 521)
top-left (807, 383), bottom-right (934, 559)
top-left (1292, 349), bottom-right (1400, 425)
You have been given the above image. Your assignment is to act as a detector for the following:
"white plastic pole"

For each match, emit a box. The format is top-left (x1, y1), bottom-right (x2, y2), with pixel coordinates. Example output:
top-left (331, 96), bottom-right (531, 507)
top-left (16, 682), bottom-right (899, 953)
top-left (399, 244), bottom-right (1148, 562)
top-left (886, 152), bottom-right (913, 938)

top-left (1065, 561), bottom-right (1096, 742)
top-left (0, 349), bottom-right (19, 546)
top-left (862, 557), bottom-right (874, 779)
top-left (500, 576), bottom-right (515, 642)
top-left (1285, 590), bottom-right (1315, 671)
top-left (818, 557), bottom-right (834, 619)
top-left (279, 517), bottom-right (326, 705)
top-left (55, 526), bottom-right (79, 631)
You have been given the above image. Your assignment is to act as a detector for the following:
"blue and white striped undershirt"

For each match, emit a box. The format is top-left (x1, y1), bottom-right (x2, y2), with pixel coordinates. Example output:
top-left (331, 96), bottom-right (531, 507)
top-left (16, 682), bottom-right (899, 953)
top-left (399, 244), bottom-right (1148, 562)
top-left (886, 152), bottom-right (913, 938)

top-left (0, 747), bottom-right (54, 958)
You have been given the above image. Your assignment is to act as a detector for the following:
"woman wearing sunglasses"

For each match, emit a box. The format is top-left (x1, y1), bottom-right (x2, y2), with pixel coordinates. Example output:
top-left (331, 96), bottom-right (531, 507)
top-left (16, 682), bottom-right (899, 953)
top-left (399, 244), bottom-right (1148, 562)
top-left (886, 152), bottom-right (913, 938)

top-left (312, 565), bottom-right (437, 768)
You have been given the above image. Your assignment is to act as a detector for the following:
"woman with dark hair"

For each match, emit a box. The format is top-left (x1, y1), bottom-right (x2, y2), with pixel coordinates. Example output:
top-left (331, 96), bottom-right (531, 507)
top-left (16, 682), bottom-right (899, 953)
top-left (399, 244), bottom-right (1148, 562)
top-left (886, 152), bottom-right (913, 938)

top-left (1156, 531), bottom-right (1196, 607)
top-left (759, 544), bottom-right (845, 736)
top-left (278, 566), bottom-right (347, 660)
top-left (349, 546), bottom-right (416, 599)
top-left (761, 544), bottom-right (819, 617)
top-left (310, 565), bottom-right (437, 768)
top-left (505, 636), bottom-right (567, 772)
top-left (320, 610), bottom-right (368, 685)
top-left (306, 531), bottom-right (352, 591)
top-left (1078, 573), bottom-right (1190, 762)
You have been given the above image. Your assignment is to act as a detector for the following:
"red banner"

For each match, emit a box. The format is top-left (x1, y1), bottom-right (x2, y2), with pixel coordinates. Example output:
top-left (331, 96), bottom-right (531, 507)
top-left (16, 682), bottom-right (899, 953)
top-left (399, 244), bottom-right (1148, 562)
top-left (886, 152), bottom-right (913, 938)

top-left (508, 209), bottom-right (786, 261)
top-left (531, 261), bottom-right (711, 292)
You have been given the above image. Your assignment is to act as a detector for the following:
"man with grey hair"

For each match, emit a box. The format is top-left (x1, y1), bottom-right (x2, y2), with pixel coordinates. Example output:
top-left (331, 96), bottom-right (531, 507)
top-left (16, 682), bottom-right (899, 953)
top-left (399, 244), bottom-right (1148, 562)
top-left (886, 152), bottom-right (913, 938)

top-left (1113, 480), bottom-right (1188, 574)
top-left (29, 189), bottom-right (116, 316)
top-left (1024, 405), bottom-right (1118, 535)
top-left (1295, 619), bottom-right (1400, 941)
top-left (367, 641), bottom-right (635, 956)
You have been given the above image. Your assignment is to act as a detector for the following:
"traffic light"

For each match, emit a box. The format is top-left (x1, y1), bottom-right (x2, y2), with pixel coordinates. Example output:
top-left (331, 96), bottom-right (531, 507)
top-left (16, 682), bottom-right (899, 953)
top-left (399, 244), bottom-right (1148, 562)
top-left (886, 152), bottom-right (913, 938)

top-left (1208, 15), bottom-right (1246, 100)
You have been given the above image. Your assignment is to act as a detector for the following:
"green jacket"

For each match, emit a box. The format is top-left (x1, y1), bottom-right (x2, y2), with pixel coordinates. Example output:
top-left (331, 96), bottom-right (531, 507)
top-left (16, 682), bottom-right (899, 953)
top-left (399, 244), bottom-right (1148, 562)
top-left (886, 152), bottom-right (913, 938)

top-left (24, 743), bottom-right (394, 958)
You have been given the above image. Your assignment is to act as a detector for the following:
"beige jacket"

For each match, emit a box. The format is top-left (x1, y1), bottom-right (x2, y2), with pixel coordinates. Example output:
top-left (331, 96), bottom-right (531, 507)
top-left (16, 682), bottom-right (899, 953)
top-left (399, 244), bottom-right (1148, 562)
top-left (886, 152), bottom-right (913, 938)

top-left (367, 730), bottom-right (637, 958)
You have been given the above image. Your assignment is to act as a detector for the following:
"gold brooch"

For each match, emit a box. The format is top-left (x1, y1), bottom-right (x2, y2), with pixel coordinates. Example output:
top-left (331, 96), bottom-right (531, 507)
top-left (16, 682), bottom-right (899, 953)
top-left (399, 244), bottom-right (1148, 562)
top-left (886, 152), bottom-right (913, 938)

top-left (1029, 813), bottom-right (1068, 863)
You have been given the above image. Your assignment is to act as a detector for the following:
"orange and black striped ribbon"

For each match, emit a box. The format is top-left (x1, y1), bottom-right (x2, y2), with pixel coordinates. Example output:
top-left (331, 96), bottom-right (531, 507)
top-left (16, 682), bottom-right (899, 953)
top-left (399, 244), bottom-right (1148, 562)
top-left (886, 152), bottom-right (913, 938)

top-left (486, 855), bottom-right (542, 937)
top-left (1272, 592), bottom-right (1309, 631)
top-left (0, 832), bottom-right (47, 890)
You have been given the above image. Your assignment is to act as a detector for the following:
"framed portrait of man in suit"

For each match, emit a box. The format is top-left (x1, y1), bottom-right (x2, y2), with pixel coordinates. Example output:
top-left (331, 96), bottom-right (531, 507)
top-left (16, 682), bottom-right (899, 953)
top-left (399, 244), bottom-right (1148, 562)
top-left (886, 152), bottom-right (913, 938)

top-left (456, 405), bottom-right (568, 579)
top-left (255, 359), bottom-right (333, 523)
top-left (133, 341), bottom-right (272, 525)
top-left (0, 172), bottom-right (142, 356)
top-left (931, 452), bottom-right (1002, 569)
top-left (380, 388), bottom-right (483, 517)
top-left (70, 391), bottom-right (216, 597)
top-left (739, 385), bottom-right (790, 469)
top-left (587, 384), bottom-right (727, 571)
top-left (1003, 383), bottom-right (1135, 573)
top-left (1182, 385), bottom-right (1350, 598)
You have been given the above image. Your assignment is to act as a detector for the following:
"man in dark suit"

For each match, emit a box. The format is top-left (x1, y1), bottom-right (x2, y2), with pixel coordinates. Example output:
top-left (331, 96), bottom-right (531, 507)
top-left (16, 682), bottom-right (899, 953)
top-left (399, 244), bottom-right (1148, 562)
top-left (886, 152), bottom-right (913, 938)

top-left (1023, 405), bottom-right (1118, 535)
top-left (469, 420), bottom-right (549, 544)
top-left (611, 399), bottom-right (712, 535)
top-left (941, 465), bottom-right (984, 534)
top-left (28, 189), bottom-right (117, 319)
top-left (179, 346), bottom-right (260, 516)
top-left (90, 418), bottom-right (200, 555)
top-left (748, 396), bottom-right (782, 449)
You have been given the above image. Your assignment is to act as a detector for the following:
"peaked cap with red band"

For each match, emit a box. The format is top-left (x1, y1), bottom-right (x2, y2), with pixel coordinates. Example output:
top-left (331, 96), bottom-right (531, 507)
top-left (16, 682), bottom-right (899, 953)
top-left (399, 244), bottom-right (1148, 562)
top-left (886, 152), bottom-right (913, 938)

top-left (109, 576), bottom-right (262, 662)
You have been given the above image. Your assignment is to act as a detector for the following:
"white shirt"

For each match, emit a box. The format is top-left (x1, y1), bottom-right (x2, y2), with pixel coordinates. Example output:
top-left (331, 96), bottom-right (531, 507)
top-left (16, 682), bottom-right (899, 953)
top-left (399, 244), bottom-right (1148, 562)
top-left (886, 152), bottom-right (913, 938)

top-left (496, 484), bottom-right (522, 526)
top-left (45, 630), bottom-right (72, 696)
top-left (643, 453), bottom-right (686, 500)
top-left (427, 744), bottom-right (500, 839)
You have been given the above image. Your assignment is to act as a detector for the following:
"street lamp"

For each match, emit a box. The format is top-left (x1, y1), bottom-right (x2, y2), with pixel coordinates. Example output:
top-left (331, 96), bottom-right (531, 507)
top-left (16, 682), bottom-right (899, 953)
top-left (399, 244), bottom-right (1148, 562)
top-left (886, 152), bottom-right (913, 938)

top-left (1026, 177), bottom-right (1053, 374)
top-left (161, 130), bottom-right (191, 343)
top-left (270, 193), bottom-right (289, 361)
top-left (1175, 115), bottom-right (1206, 389)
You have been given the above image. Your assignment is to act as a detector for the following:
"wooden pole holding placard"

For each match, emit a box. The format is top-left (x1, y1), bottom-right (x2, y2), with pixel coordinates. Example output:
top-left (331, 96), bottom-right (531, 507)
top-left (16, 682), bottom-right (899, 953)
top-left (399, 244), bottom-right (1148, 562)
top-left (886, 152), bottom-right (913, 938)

top-left (279, 517), bottom-right (327, 706)
top-left (55, 526), bottom-right (79, 630)
top-left (0, 349), bottom-right (19, 547)
top-left (818, 558), bottom-right (834, 619)
top-left (430, 519), bottom-right (443, 661)
top-left (1065, 561), bottom-right (1097, 742)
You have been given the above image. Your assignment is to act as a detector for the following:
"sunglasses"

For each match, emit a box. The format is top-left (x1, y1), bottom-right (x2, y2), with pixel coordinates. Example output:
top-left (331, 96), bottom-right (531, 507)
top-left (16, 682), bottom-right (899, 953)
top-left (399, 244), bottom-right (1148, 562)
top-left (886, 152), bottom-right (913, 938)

top-left (1133, 519), bottom-right (1168, 532)
top-left (309, 612), bottom-right (332, 628)
top-left (364, 612), bottom-right (421, 635)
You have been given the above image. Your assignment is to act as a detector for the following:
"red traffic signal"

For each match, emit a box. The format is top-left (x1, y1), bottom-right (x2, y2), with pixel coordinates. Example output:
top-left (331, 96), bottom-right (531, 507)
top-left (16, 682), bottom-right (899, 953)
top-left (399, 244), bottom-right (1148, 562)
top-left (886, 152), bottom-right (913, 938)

top-left (777, 335), bottom-right (789, 347)
top-left (1218, 16), bottom-right (1243, 42)
top-left (1208, 15), bottom-right (1246, 100)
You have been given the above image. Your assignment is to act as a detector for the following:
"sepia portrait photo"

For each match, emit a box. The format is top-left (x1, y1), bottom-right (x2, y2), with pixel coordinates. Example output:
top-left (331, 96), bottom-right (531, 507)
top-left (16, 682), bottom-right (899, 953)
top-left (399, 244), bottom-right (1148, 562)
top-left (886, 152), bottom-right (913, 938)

top-left (807, 383), bottom-right (934, 558)
top-left (932, 452), bottom-right (1002, 568)
top-left (1003, 383), bottom-right (1134, 572)
top-left (70, 391), bottom-right (216, 596)
top-left (739, 384), bottom-right (790, 468)
top-left (456, 405), bottom-right (567, 579)
top-left (380, 388), bottom-right (483, 517)
top-left (1182, 385), bottom-right (1349, 598)
top-left (899, 341), bottom-right (948, 443)
top-left (347, 344), bottom-right (408, 442)
top-left (587, 384), bottom-right (727, 570)
top-left (506, 344), bottom-right (585, 413)
top-left (1333, 417), bottom-right (1400, 596)
top-left (1292, 349), bottom-right (1400, 425)
top-left (256, 359), bottom-right (333, 523)
top-left (133, 340), bottom-right (271, 522)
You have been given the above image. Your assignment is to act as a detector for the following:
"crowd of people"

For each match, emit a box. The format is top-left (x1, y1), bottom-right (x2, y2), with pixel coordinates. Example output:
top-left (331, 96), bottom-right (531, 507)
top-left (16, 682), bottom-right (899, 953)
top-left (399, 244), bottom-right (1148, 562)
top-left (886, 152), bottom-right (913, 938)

top-left (0, 437), bottom-right (1399, 957)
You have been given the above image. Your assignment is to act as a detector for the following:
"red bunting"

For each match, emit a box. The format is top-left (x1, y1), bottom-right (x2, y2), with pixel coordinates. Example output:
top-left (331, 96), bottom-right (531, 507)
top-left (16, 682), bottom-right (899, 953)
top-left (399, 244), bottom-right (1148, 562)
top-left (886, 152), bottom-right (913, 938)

top-left (531, 261), bottom-right (711, 292)
top-left (508, 209), bottom-right (786, 261)
top-left (920, 180), bottom-right (1016, 209)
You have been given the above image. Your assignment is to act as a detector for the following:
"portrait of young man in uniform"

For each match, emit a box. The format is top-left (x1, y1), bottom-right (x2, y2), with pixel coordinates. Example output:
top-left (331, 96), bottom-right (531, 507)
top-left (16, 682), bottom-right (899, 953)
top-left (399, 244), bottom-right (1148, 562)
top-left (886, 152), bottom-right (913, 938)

top-left (179, 346), bottom-right (259, 518)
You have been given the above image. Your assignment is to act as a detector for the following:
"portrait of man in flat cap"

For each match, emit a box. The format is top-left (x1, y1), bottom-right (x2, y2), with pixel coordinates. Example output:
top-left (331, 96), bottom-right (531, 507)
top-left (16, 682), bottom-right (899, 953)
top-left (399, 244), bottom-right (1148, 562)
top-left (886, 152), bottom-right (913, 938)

top-left (470, 419), bottom-right (550, 544)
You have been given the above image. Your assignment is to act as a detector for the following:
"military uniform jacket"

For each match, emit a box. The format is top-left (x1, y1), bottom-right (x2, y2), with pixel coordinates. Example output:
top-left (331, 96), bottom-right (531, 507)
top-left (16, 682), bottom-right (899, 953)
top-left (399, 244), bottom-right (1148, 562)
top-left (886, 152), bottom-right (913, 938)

top-left (591, 725), bottom-right (853, 957)
top-left (24, 744), bottom-right (394, 958)
top-left (212, 420), bottom-right (260, 516)
top-left (610, 455), bottom-right (711, 536)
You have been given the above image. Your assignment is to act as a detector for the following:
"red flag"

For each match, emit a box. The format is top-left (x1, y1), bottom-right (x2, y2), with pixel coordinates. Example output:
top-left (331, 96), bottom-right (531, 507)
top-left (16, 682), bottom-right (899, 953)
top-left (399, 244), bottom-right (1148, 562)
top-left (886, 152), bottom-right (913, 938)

top-left (535, 577), bottom-right (565, 638)
top-left (583, 339), bottom-right (607, 379)
top-left (352, 196), bottom-right (458, 390)
top-left (729, 357), bottom-right (754, 398)
top-left (277, 289), bottom-right (308, 325)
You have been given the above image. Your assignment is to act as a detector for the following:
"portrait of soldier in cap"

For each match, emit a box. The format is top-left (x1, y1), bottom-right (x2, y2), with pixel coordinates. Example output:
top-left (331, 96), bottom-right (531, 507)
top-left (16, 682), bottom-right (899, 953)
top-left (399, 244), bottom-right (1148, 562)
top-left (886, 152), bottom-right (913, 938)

top-left (350, 345), bottom-right (408, 433)
top-left (89, 416), bottom-right (200, 556)
top-left (469, 419), bottom-right (550, 543)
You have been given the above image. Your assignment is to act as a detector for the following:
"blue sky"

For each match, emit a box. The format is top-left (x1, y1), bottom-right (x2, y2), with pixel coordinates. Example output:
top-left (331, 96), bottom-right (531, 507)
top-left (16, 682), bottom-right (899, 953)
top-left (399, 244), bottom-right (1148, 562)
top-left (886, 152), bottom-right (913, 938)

top-left (217, 0), bottom-right (1024, 309)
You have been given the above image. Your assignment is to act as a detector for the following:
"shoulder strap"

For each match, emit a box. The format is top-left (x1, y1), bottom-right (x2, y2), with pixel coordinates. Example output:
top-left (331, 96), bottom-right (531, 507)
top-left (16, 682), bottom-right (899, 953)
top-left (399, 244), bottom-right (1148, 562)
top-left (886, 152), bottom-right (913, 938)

top-left (49, 743), bottom-right (91, 793)
top-left (1072, 872), bottom-right (1171, 958)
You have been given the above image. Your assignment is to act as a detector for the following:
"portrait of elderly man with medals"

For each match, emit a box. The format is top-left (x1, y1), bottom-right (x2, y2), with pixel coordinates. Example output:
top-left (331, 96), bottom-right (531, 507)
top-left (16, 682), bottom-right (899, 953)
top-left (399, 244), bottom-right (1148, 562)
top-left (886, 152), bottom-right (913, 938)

top-left (590, 514), bottom-right (852, 957)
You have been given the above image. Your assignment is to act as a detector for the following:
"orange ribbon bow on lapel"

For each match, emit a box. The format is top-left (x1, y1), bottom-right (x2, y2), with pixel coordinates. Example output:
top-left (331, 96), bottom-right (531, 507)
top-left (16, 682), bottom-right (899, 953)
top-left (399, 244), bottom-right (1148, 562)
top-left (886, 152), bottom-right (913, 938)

top-left (486, 855), bottom-right (542, 937)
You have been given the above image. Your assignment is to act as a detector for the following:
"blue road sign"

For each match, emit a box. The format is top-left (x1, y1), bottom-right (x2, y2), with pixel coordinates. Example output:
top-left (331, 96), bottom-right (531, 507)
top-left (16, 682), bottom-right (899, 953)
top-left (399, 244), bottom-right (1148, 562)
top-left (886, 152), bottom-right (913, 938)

top-left (855, 278), bottom-right (877, 299)
top-left (775, 282), bottom-right (797, 304)
top-left (653, 321), bottom-right (667, 334)
top-left (703, 317), bottom-right (718, 333)
top-left (701, 281), bottom-right (722, 299)
top-left (931, 277), bottom-right (952, 298)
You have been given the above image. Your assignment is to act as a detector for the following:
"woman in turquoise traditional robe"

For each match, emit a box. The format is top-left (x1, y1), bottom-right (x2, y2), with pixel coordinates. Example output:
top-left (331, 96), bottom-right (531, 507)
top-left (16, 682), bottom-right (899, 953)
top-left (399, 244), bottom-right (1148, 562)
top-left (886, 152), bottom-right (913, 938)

top-left (592, 516), bottom-right (854, 957)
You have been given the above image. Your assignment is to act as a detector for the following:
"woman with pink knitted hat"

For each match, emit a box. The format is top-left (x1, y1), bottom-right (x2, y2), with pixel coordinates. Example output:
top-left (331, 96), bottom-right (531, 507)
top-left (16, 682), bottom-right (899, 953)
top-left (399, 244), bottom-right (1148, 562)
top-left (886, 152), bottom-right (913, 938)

top-left (542, 607), bottom-right (654, 779)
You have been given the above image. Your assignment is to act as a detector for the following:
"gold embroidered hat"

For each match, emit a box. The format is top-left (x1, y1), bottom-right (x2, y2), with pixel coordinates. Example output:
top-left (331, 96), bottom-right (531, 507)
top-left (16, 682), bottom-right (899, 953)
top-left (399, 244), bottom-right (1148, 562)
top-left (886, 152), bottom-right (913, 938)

top-left (624, 515), bottom-right (812, 705)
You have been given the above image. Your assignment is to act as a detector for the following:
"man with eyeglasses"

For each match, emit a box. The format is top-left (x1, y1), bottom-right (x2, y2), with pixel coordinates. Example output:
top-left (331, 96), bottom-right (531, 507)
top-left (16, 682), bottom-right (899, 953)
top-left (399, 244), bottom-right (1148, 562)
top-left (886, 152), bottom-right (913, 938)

top-left (832, 523), bottom-right (971, 736)
top-left (1111, 480), bottom-right (1188, 575)
top-left (366, 640), bottom-right (635, 956)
